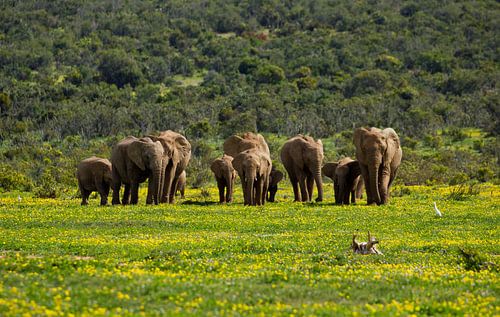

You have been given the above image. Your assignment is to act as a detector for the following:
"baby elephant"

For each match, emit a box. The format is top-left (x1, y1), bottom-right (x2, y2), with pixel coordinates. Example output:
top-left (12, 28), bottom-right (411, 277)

top-left (267, 167), bottom-right (284, 202)
top-left (76, 156), bottom-right (113, 205)
top-left (322, 157), bottom-right (363, 205)
top-left (176, 171), bottom-right (187, 199)
top-left (210, 154), bottom-right (237, 203)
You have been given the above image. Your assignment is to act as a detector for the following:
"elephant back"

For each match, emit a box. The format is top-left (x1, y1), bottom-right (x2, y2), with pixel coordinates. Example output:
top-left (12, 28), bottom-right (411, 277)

top-left (223, 132), bottom-right (270, 157)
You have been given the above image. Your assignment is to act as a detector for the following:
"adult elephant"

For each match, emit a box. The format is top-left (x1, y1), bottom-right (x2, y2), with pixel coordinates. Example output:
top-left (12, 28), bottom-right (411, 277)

top-left (148, 130), bottom-right (191, 204)
top-left (267, 167), bottom-right (284, 202)
top-left (223, 132), bottom-right (270, 158)
top-left (210, 154), bottom-right (237, 203)
top-left (354, 127), bottom-right (402, 205)
top-left (111, 136), bottom-right (165, 205)
top-left (280, 135), bottom-right (324, 202)
top-left (76, 156), bottom-right (113, 206)
top-left (232, 149), bottom-right (272, 206)
top-left (322, 158), bottom-right (363, 205)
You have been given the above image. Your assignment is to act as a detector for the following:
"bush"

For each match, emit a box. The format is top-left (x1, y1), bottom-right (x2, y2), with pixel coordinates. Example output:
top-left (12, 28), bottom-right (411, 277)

top-left (98, 49), bottom-right (143, 88)
top-left (255, 64), bottom-right (285, 84)
top-left (416, 52), bottom-right (452, 74)
top-left (375, 54), bottom-right (402, 71)
top-left (458, 248), bottom-right (497, 272)
top-left (344, 70), bottom-right (391, 97)
top-left (33, 171), bottom-right (60, 198)
top-left (0, 166), bottom-right (33, 192)
top-left (446, 183), bottom-right (481, 201)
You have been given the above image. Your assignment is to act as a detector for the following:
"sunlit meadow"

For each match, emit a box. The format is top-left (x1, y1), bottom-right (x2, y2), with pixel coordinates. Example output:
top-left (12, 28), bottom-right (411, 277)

top-left (0, 183), bottom-right (498, 316)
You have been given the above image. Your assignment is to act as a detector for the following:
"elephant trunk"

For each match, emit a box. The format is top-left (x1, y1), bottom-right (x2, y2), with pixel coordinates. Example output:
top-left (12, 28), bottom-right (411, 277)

top-left (368, 160), bottom-right (381, 205)
top-left (313, 160), bottom-right (323, 202)
top-left (158, 158), bottom-right (167, 204)
top-left (152, 164), bottom-right (163, 205)
top-left (244, 171), bottom-right (255, 206)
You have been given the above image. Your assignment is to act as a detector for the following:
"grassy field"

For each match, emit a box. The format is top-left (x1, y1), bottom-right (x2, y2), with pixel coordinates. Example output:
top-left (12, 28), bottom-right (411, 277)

top-left (0, 184), bottom-right (498, 316)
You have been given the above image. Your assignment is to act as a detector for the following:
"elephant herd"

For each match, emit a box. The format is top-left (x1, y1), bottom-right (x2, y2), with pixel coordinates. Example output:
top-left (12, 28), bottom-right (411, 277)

top-left (76, 127), bottom-right (402, 207)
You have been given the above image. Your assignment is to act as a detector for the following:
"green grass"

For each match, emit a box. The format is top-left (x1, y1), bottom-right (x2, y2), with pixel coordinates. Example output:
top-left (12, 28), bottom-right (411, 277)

top-left (0, 184), bottom-right (499, 316)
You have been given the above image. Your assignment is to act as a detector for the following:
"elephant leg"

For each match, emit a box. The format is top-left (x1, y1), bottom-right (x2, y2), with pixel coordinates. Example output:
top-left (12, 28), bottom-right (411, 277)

top-left (78, 180), bottom-right (89, 205)
top-left (267, 185), bottom-right (276, 202)
top-left (290, 176), bottom-right (301, 202)
top-left (100, 183), bottom-right (110, 206)
top-left (227, 179), bottom-right (234, 203)
top-left (180, 187), bottom-right (185, 199)
top-left (130, 182), bottom-right (139, 205)
top-left (111, 180), bottom-right (122, 205)
top-left (255, 178), bottom-right (264, 206)
top-left (95, 180), bottom-right (109, 206)
top-left (343, 189), bottom-right (351, 205)
top-left (350, 189), bottom-right (356, 204)
top-left (80, 188), bottom-right (91, 206)
top-left (169, 174), bottom-right (180, 204)
top-left (146, 178), bottom-right (154, 204)
top-left (216, 179), bottom-right (226, 203)
top-left (296, 168), bottom-right (309, 202)
top-left (379, 165), bottom-right (391, 205)
top-left (284, 165), bottom-right (300, 202)
top-left (122, 184), bottom-right (131, 205)
top-left (306, 173), bottom-right (314, 202)
top-left (299, 176), bottom-right (309, 202)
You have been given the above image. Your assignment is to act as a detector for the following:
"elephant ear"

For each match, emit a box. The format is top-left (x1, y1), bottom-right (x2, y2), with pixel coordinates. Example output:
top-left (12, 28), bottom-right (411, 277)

top-left (223, 135), bottom-right (245, 157)
top-left (322, 162), bottom-right (338, 179)
top-left (347, 160), bottom-right (361, 178)
top-left (353, 128), bottom-right (368, 150)
top-left (210, 159), bottom-right (224, 178)
top-left (148, 135), bottom-right (174, 157)
top-left (384, 128), bottom-right (401, 149)
top-left (256, 133), bottom-right (271, 155)
top-left (127, 140), bottom-right (148, 171)
top-left (231, 153), bottom-right (244, 176)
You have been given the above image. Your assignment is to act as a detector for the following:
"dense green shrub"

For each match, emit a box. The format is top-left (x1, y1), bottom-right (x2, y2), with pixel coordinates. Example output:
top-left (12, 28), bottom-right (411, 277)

top-left (344, 70), bottom-right (391, 97)
top-left (255, 64), bottom-right (286, 84)
top-left (98, 49), bottom-right (143, 88)
top-left (0, 165), bottom-right (33, 192)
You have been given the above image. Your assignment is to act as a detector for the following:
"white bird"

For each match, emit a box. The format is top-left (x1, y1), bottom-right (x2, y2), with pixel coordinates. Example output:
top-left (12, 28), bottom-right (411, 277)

top-left (17, 195), bottom-right (22, 202)
top-left (433, 202), bottom-right (442, 217)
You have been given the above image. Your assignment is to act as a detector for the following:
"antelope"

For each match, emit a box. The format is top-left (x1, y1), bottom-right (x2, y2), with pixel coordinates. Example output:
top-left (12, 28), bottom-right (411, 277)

top-left (352, 231), bottom-right (383, 255)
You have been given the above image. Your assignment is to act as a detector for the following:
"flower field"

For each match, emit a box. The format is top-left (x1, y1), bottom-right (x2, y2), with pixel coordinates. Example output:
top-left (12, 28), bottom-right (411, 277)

top-left (0, 184), bottom-right (498, 316)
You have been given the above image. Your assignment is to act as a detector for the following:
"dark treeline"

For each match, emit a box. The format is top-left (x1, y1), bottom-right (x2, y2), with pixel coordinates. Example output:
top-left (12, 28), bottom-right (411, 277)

top-left (0, 0), bottom-right (498, 194)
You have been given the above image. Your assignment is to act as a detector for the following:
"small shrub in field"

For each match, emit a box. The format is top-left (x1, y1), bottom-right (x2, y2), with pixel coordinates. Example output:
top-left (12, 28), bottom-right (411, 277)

top-left (391, 186), bottom-right (411, 197)
top-left (446, 183), bottom-right (481, 201)
top-left (0, 166), bottom-right (32, 192)
top-left (33, 171), bottom-right (60, 198)
top-left (458, 248), bottom-right (497, 272)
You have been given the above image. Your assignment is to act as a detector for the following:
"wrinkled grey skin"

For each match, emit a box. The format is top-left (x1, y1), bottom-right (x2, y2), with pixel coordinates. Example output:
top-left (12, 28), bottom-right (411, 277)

top-left (354, 127), bottom-right (402, 205)
top-left (322, 157), bottom-right (363, 205)
top-left (210, 154), bottom-right (237, 203)
top-left (267, 167), bottom-right (284, 202)
top-left (76, 156), bottom-right (112, 206)
top-left (280, 135), bottom-right (324, 202)
top-left (232, 149), bottom-right (272, 206)
top-left (148, 130), bottom-right (191, 204)
top-left (111, 136), bottom-right (165, 205)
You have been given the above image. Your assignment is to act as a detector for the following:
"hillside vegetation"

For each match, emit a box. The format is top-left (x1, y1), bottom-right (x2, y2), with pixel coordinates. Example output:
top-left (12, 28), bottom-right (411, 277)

top-left (0, 0), bottom-right (498, 193)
